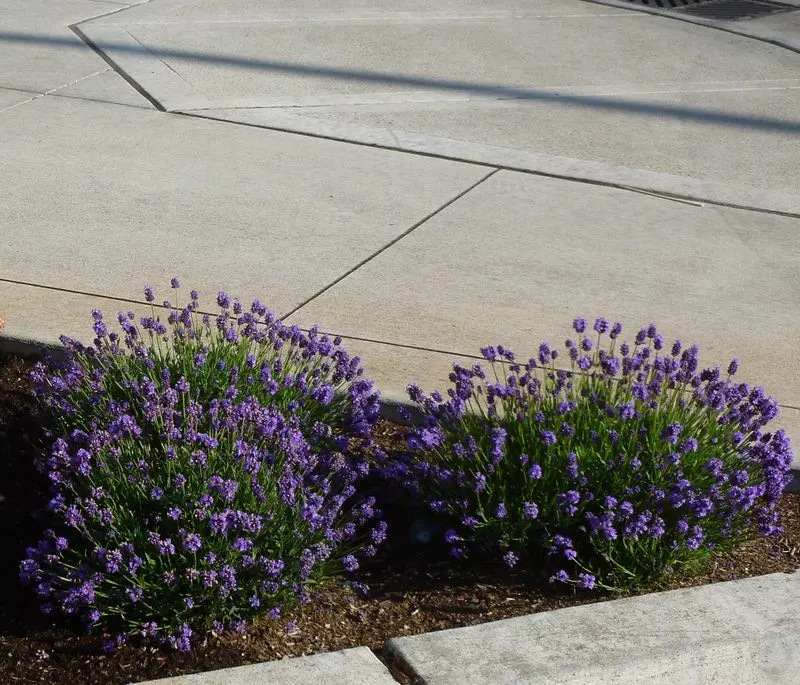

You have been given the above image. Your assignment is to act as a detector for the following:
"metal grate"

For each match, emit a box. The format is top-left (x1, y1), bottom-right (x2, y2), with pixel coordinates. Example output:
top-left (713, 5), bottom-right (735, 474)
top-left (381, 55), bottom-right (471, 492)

top-left (674, 0), bottom-right (799, 19)
top-left (621, 0), bottom-right (799, 19)
top-left (621, 1), bottom-right (716, 7)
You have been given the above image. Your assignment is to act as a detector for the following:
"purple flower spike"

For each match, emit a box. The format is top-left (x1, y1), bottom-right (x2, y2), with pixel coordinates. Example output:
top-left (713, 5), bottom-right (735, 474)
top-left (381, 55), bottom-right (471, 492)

top-left (394, 316), bottom-right (791, 593)
top-left (540, 430), bottom-right (557, 446)
top-left (26, 282), bottom-right (384, 648)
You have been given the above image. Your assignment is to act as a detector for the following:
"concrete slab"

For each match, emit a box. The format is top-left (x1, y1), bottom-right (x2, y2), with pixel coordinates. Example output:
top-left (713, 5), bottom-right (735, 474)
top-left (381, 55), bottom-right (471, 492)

top-left (86, 0), bottom-right (624, 24)
top-left (136, 647), bottom-right (396, 685)
top-left (105, 16), bottom-right (666, 102)
top-left (0, 87), bottom-right (36, 111)
top-left (0, 0), bottom-right (130, 25)
top-left (76, 0), bottom-right (800, 210)
top-left (50, 67), bottom-right (154, 108)
top-left (0, 95), bottom-right (486, 315)
top-left (264, 87), bottom-right (800, 199)
top-left (388, 570), bottom-right (800, 685)
top-left (0, 24), bottom-right (110, 94)
top-left (0, 1), bottom-right (133, 93)
top-left (186, 107), bottom-right (800, 215)
top-left (0, 281), bottom-right (149, 348)
top-left (287, 170), bottom-right (800, 410)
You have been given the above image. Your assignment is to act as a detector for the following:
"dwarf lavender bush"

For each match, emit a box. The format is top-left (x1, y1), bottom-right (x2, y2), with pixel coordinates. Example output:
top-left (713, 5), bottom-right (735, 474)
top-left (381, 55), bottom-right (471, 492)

top-left (391, 319), bottom-right (793, 591)
top-left (21, 282), bottom-right (384, 651)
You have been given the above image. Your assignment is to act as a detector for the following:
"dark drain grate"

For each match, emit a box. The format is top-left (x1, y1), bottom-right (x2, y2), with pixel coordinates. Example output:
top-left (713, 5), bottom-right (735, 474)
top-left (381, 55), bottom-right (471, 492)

top-left (621, 1), bottom-right (717, 7)
top-left (621, 0), bottom-right (799, 19)
top-left (674, 0), bottom-right (799, 19)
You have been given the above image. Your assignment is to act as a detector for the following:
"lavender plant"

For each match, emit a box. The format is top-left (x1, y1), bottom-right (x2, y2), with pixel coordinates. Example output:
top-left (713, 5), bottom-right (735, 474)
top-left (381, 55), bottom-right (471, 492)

top-left (20, 282), bottom-right (384, 651)
top-left (391, 318), bottom-right (793, 591)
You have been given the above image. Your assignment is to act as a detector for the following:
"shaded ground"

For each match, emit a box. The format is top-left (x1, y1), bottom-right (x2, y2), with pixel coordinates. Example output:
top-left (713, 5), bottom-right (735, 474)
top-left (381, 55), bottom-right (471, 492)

top-left (0, 352), bottom-right (797, 684)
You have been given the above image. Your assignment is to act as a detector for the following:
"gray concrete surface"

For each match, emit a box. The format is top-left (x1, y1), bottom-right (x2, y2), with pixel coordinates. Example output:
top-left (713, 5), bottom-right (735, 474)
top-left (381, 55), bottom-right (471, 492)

top-left (186, 106), bottom-right (800, 215)
top-left (53, 67), bottom-right (154, 108)
top-left (75, 0), bottom-right (800, 210)
top-left (0, 0), bottom-right (130, 93)
top-left (0, 87), bottom-right (35, 110)
top-left (0, 94), bottom-right (485, 314)
top-left (287, 171), bottom-right (800, 408)
top-left (388, 570), bottom-right (800, 685)
top-left (257, 87), bottom-right (800, 195)
top-left (137, 647), bottom-right (397, 685)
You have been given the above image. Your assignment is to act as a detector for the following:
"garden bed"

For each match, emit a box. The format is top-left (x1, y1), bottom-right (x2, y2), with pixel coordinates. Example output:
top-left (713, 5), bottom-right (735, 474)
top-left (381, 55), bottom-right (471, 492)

top-left (1, 350), bottom-right (798, 685)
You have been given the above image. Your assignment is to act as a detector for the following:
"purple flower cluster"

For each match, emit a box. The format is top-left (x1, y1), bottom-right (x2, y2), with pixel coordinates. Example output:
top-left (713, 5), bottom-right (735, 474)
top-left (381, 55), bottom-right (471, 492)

top-left (394, 318), bottom-right (793, 591)
top-left (22, 282), bottom-right (385, 650)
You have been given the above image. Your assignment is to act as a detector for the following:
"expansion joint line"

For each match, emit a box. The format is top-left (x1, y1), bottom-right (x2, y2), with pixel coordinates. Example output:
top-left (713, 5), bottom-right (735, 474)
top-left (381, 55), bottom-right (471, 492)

top-left (280, 168), bottom-right (500, 320)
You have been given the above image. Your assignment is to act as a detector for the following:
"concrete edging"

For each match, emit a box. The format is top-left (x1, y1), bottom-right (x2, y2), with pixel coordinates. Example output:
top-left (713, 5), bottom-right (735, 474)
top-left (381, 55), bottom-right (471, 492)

top-left (386, 569), bottom-right (800, 685)
top-left (135, 647), bottom-right (397, 685)
top-left (130, 571), bottom-right (800, 684)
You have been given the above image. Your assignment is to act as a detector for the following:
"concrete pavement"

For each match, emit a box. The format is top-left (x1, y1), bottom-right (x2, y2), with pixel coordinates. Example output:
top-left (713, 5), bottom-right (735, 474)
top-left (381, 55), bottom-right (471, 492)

top-left (76, 0), bottom-right (800, 211)
top-left (140, 647), bottom-right (398, 685)
top-left (2, 1), bottom-right (799, 448)
top-left (1, 1), bottom-right (800, 681)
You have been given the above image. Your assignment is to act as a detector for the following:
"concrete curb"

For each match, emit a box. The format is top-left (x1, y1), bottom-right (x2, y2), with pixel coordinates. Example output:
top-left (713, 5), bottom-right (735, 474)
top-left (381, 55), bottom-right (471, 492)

top-left (134, 647), bottom-right (398, 685)
top-left (130, 572), bottom-right (800, 684)
top-left (386, 569), bottom-right (800, 685)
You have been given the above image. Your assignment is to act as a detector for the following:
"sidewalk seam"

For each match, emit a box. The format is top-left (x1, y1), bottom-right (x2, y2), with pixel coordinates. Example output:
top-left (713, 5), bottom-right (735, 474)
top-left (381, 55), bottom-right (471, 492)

top-left (70, 1), bottom-right (164, 111)
top-left (5, 278), bottom-right (800, 421)
top-left (70, 24), bottom-right (165, 110)
top-left (374, 644), bottom-right (423, 685)
top-left (280, 168), bottom-right (499, 320)
top-left (179, 112), bottom-right (800, 220)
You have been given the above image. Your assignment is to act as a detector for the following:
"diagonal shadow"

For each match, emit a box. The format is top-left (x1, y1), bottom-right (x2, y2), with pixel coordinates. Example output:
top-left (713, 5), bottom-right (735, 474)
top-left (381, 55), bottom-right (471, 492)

top-left (0, 29), bottom-right (799, 134)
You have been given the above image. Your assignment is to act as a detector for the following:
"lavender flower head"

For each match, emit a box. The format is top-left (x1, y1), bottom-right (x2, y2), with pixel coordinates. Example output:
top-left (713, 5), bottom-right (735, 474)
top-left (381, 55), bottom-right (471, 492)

top-left (398, 318), bottom-right (793, 592)
top-left (23, 283), bottom-right (385, 650)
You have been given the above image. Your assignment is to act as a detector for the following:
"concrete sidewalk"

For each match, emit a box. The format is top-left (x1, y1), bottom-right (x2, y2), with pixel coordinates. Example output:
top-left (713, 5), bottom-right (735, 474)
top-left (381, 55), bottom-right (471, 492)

top-left (2, 0), bottom-right (799, 458)
top-left (1, 1), bottom-right (800, 680)
top-left (77, 0), bottom-right (800, 212)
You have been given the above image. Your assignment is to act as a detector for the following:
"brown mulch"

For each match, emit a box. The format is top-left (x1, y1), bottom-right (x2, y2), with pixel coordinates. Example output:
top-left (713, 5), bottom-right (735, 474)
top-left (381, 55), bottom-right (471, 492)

top-left (0, 352), bottom-right (798, 684)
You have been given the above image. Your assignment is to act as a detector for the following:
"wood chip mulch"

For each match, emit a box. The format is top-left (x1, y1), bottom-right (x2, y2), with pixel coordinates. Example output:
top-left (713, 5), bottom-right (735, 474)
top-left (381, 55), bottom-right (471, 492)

top-left (0, 352), bottom-right (797, 684)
